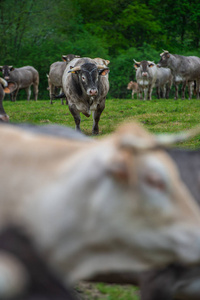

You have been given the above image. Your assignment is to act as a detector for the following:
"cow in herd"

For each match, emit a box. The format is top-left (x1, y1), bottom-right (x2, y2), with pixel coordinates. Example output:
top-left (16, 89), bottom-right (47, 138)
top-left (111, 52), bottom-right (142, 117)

top-left (133, 59), bottom-right (173, 100)
top-left (1, 122), bottom-right (200, 299)
top-left (0, 65), bottom-right (39, 101)
top-left (48, 54), bottom-right (80, 104)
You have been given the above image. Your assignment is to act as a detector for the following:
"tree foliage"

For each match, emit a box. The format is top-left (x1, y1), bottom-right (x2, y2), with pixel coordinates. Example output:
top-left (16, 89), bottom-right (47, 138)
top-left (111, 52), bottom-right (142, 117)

top-left (0, 0), bottom-right (200, 99)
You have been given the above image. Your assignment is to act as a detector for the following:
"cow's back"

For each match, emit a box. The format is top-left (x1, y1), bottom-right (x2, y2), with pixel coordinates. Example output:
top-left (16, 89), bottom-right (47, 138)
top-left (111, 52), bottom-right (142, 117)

top-left (10, 66), bottom-right (39, 88)
top-left (49, 62), bottom-right (67, 87)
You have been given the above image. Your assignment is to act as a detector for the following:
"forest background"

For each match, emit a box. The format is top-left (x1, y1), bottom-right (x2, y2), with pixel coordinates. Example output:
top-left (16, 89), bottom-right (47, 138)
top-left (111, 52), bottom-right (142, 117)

top-left (1, 0), bottom-right (200, 99)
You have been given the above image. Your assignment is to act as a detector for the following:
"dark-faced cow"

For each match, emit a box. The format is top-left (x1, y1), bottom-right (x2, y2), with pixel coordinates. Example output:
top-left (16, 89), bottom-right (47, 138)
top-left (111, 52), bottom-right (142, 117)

top-left (62, 57), bottom-right (110, 134)
top-left (0, 65), bottom-right (39, 101)
top-left (127, 81), bottom-right (139, 99)
top-left (134, 60), bottom-right (158, 100)
top-left (0, 122), bottom-right (200, 298)
top-left (157, 50), bottom-right (200, 99)
top-left (48, 54), bottom-right (80, 105)
top-left (155, 67), bottom-right (173, 99)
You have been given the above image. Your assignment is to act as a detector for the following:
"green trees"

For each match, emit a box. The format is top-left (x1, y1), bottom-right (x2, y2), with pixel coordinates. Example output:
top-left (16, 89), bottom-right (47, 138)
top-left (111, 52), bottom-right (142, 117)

top-left (0, 0), bottom-right (200, 99)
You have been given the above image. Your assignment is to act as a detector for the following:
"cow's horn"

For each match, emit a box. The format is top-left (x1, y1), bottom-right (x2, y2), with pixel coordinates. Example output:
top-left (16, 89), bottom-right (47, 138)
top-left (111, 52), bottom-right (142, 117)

top-left (133, 59), bottom-right (140, 64)
top-left (155, 126), bottom-right (200, 146)
top-left (96, 65), bottom-right (107, 70)
top-left (120, 126), bottom-right (200, 151)
top-left (0, 78), bottom-right (8, 88)
top-left (68, 66), bottom-right (81, 73)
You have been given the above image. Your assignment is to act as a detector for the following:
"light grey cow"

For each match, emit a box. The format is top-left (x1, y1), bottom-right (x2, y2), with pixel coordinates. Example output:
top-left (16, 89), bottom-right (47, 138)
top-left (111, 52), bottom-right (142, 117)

top-left (157, 50), bottom-right (200, 99)
top-left (0, 65), bottom-right (39, 101)
top-left (48, 54), bottom-right (80, 104)
top-left (155, 67), bottom-right (173, 99)
top-left (134, 60), bottom-right (158, 100)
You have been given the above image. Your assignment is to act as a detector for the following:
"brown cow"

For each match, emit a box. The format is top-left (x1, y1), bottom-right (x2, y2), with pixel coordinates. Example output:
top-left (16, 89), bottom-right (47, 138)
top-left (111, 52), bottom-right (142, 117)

top-left (127, 81), bottom-right (139, 99)
top-left (0, 65), bottom-right (39, 101)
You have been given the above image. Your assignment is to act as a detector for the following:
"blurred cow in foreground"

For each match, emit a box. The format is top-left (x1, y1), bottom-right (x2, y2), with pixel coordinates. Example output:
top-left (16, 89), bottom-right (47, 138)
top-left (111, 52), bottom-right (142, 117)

top-left (48, 54), bottom-right (80, 104)
top-left (139, 149), bottom-right (200, 300)
top-left (127, 81), bottom-right (139, 99)
top-left (0, 122), bottom-right (200, 298)
top-left (0, 65), bottom-right (39, 101)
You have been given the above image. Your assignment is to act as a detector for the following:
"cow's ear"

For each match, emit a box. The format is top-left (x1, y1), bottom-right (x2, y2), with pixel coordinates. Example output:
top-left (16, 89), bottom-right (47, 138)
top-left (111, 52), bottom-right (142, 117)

top-left (4, 82), bottom-right (16, 93)
top-left (10, 67), bottom-right (15, 71)
top-left (166, 54), bottom-right (170, 58)
top-left (149, 63), bottom-right (154, 68)
top-left (134, 63), bottom-right (140, 69)
top-left (99, 69), bottom-right (109, 76)
top-left (62, 55), bottom-right (67, 62)
top-left (0, 66), bottom-right (2, 72)
top-left (105, 60), bottom-right (110, 65)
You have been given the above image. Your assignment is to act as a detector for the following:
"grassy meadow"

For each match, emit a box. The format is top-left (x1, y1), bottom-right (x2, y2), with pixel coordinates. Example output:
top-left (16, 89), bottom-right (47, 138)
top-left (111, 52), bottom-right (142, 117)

top-left (3, 96), bottom-right (200, 299)
top-left (4, 97), bottom-right (200, 148)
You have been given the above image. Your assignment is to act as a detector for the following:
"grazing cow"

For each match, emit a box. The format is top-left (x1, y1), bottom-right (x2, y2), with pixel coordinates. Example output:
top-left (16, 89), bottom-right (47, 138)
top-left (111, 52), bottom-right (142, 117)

top-left (157, 50), bottom-right (200, 99)
top-left (0, 65), bottom-right (39, 101)
top-left (62, 57), bottom-right (110, 134)
top-left (155, 67), bottom-right (173, 99)
top-left (0, 122), bottom-right (200, 298)
top-left (127, 81), bottom-right (139, 99)
top-left (48, 54), bottom-right (80, 105)
top-left (134, 60), bottom-right (158, 100)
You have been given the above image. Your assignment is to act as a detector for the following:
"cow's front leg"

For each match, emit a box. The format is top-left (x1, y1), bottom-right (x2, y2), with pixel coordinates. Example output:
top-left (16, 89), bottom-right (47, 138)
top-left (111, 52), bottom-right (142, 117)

top-left (68, 104), bottom-right (81, 131)
top-left (196, 80), bottom-right (200, 99)
top-left (156, 86), bottom-right (160, 99)
top-left (147, 86), bottom-right (152, 100)
top-left (181, 81), bottom-right (186, 99)
top-left (174, 83), bottom-right (179, 100)
top-left (144, 88), bottom-right (148, 100)
top-left (26, 87), bottom-right (31, 101)
top-left (92, 101), bottom-right (105, 135)
top-left (12, 89), bottom-right (19, 102)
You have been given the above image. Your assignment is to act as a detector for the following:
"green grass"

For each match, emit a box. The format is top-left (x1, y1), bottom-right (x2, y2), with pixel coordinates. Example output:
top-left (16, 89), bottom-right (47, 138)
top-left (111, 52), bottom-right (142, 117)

top-left (3, 97), bottom-right (200, 299)
top-left (4, 97), bottom-right (200, 148)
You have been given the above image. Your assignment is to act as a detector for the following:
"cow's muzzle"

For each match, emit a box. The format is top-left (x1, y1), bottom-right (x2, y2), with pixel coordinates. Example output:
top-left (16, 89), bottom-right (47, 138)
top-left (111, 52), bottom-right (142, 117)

top-left (142, 72), bottom-right (148, 77)
top-left (87, 88), bottom-right (98, 96)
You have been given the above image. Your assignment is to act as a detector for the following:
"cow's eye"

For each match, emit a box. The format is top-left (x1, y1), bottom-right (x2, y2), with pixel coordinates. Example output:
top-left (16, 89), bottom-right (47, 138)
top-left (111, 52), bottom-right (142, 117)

top-left (82, 76), bottom-right (86, 81)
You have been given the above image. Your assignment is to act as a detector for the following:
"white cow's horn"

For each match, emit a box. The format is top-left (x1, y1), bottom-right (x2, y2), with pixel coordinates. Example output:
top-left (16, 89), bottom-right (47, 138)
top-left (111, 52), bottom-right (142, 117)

top-left (120, 126), bottom-right (200, 151)
top-left (68, 66), bottom-right (81, 73)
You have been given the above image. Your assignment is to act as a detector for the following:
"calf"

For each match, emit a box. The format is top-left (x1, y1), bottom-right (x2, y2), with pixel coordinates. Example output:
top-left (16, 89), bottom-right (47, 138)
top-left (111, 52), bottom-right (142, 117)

top-left (0, 65), bottom-right (39, 101)
top-left (0, 122), bottom-right (200, 298)
top-left (134, 60), bottom-right (157, 100)
top-left (127, 81), bottom-right (139, 99)
top-left (48, 54), bottom-right (80, 104)
top-left (157, 50), bottom-right (200, 99)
